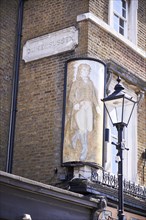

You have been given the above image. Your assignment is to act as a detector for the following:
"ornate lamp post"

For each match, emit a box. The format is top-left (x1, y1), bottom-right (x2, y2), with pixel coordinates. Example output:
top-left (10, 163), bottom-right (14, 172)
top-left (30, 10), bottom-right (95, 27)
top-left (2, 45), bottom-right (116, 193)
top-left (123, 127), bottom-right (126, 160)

top-left (102, 77), bottom-right (137, 220)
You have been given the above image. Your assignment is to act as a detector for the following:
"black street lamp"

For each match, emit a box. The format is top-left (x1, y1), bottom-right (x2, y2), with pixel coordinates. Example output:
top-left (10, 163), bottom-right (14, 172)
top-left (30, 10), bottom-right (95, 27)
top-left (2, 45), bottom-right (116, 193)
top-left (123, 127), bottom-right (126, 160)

top-left (102, 77), bottom-right (137, 220)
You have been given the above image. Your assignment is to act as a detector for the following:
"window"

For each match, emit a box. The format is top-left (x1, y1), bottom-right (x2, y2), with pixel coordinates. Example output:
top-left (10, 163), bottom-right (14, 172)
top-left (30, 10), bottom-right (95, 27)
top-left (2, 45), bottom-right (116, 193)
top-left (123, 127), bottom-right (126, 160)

top-left (109, 0), bottom-right (138, 44)
top-left (113, 0), bottom-right (128, 36)
top-left (104, 77), bottom-right (138, 182)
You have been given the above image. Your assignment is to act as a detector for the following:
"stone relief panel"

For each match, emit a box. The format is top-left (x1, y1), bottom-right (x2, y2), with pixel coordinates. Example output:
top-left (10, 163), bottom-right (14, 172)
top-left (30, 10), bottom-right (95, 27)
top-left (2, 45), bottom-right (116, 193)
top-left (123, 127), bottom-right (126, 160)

top-left (63, 59), bottom-right (105, 166)
top-left (22, 26), bottom-right (78, 62)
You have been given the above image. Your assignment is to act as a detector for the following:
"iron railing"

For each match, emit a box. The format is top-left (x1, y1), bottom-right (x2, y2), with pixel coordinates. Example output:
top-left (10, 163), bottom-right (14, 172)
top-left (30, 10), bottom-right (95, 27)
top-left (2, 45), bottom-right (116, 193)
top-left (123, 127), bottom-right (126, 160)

top-left (91, 169), bottom-right (146, 200)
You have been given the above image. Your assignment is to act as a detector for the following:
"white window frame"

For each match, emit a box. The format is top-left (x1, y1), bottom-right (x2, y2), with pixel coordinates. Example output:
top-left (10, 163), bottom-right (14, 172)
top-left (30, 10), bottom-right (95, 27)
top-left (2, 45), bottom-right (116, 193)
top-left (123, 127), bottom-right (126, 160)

top-left (113, 0), bottom-right (128, 37)
top-left (104, 78), bottom-right (138, 182)
top-left (109, 0), bottom-right (138, 44)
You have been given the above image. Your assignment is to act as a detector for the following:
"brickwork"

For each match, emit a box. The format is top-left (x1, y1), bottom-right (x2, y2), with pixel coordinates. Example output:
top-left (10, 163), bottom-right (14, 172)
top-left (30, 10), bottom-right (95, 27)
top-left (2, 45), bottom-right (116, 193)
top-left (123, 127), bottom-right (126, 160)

top-left (108, 206), bottom-right (146, 220)
top-left (82, 2), bottom-right (144, 187)
top-left (137, 0), bottom-right (146, 51)
top-left (1, 0), bottom-right (145, 188)
top-left (0, 0), bottom-right (18, 171)
top-left (22, 0), bottom-right (89, 43)
top-left (87, 0), bottom-right (146, 184)
top-left (89, 0), bottom-right (108, 23)
top-left (13, 0), bottom-right (89, 183)
top-left (137, 96), bottom-right (146, 185)
top-left (88, 21), bottom-right (146, 185)
top-left (88, 23), bottom-right (145, 80)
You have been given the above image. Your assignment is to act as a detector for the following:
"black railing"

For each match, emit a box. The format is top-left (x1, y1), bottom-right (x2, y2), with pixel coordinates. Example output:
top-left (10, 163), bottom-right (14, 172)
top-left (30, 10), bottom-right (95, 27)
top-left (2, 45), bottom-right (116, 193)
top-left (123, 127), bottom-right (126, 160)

top-left (91, 169), bottom-right (146, 200)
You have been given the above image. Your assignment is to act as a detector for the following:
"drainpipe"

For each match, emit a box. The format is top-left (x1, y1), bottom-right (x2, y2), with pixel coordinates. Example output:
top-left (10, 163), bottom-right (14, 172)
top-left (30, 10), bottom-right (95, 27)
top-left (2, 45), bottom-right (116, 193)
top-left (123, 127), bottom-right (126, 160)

top-left (6, 0), bottom-right (24, 173)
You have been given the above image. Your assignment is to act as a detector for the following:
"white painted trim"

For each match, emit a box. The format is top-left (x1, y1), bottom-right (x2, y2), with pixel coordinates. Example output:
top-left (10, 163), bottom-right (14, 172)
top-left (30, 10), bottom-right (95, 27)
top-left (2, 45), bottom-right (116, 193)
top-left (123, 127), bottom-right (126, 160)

top-left (108, 0), bottom-right (114, 27)
top-left (128, 0), bottom-right (138, 44)
top-left (77, 12), bottom-right (146, 59)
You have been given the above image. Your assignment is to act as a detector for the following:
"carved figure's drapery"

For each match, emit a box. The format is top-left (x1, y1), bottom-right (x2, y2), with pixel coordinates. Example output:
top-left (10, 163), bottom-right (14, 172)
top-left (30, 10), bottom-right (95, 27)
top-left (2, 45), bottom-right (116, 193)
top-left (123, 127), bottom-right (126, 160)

top-left (62, 59), bottom-right (105, 166)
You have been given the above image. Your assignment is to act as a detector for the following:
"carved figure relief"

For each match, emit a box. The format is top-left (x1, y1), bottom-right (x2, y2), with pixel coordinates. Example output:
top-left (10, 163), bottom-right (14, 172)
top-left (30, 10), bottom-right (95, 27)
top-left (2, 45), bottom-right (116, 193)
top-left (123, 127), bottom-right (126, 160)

top-left (63, 59), bottom-right (105, 165)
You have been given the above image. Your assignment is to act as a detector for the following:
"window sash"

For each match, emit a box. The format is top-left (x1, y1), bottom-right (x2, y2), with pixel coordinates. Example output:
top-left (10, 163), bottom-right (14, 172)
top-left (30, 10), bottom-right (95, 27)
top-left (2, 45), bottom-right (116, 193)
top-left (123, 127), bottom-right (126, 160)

top-left (113, 14), bottom-right (127, 36)
top-left (108, 0), bottom-right (138, 44)
top-left (113, 12), bottom-right (127, 22)
top-left (113, 0), bottom-right (127, 19)
top-left (113, 0), bottom-right (128, 36)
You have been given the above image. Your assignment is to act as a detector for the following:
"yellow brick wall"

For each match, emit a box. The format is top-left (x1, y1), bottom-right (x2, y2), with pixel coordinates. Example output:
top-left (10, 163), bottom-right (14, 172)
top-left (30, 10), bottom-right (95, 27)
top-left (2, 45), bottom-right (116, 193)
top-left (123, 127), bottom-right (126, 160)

top-left (0, 0), bottom-right (18, 171)
top-left (12, 0), bottom-right (89, 183)
top-left (1, 0), bottom-right (145, 187)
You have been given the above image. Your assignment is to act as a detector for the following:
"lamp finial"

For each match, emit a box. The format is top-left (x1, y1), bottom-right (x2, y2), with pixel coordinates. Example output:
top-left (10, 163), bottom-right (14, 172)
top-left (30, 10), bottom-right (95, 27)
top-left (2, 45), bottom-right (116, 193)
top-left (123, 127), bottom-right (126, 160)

top-left (114, 76), bottom-right (124, 92)
top-left (117, 76), bottom-right (121, 84)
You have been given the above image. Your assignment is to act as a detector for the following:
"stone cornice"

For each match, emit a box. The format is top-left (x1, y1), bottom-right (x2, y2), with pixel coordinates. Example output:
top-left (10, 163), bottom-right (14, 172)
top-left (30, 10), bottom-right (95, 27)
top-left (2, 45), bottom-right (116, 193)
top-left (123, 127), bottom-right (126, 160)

top-left (77, 12), bottom-right (146, 59)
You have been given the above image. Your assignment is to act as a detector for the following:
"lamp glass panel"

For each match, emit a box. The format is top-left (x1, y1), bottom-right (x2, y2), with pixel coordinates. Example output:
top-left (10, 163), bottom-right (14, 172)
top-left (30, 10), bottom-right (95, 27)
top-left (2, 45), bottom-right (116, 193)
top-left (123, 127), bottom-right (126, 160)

top-left (123, 98), bottom-right (135, 125)
top-left (104, 97), bottom-right (123, 124)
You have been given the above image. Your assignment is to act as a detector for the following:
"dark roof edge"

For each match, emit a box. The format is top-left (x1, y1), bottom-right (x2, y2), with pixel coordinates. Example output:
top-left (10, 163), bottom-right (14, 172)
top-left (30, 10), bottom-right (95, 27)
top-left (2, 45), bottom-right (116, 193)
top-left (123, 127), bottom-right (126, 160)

top-left (0, 171), bottom-right (101, 209)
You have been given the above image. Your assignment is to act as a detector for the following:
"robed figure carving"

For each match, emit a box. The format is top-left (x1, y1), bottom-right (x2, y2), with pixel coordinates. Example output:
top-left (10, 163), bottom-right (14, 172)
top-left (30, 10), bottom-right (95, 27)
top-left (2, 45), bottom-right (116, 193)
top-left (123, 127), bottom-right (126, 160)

top-left (63, 59), bottom-right (105, 166)
top-left (69, 64), bottom-right (101, 160)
